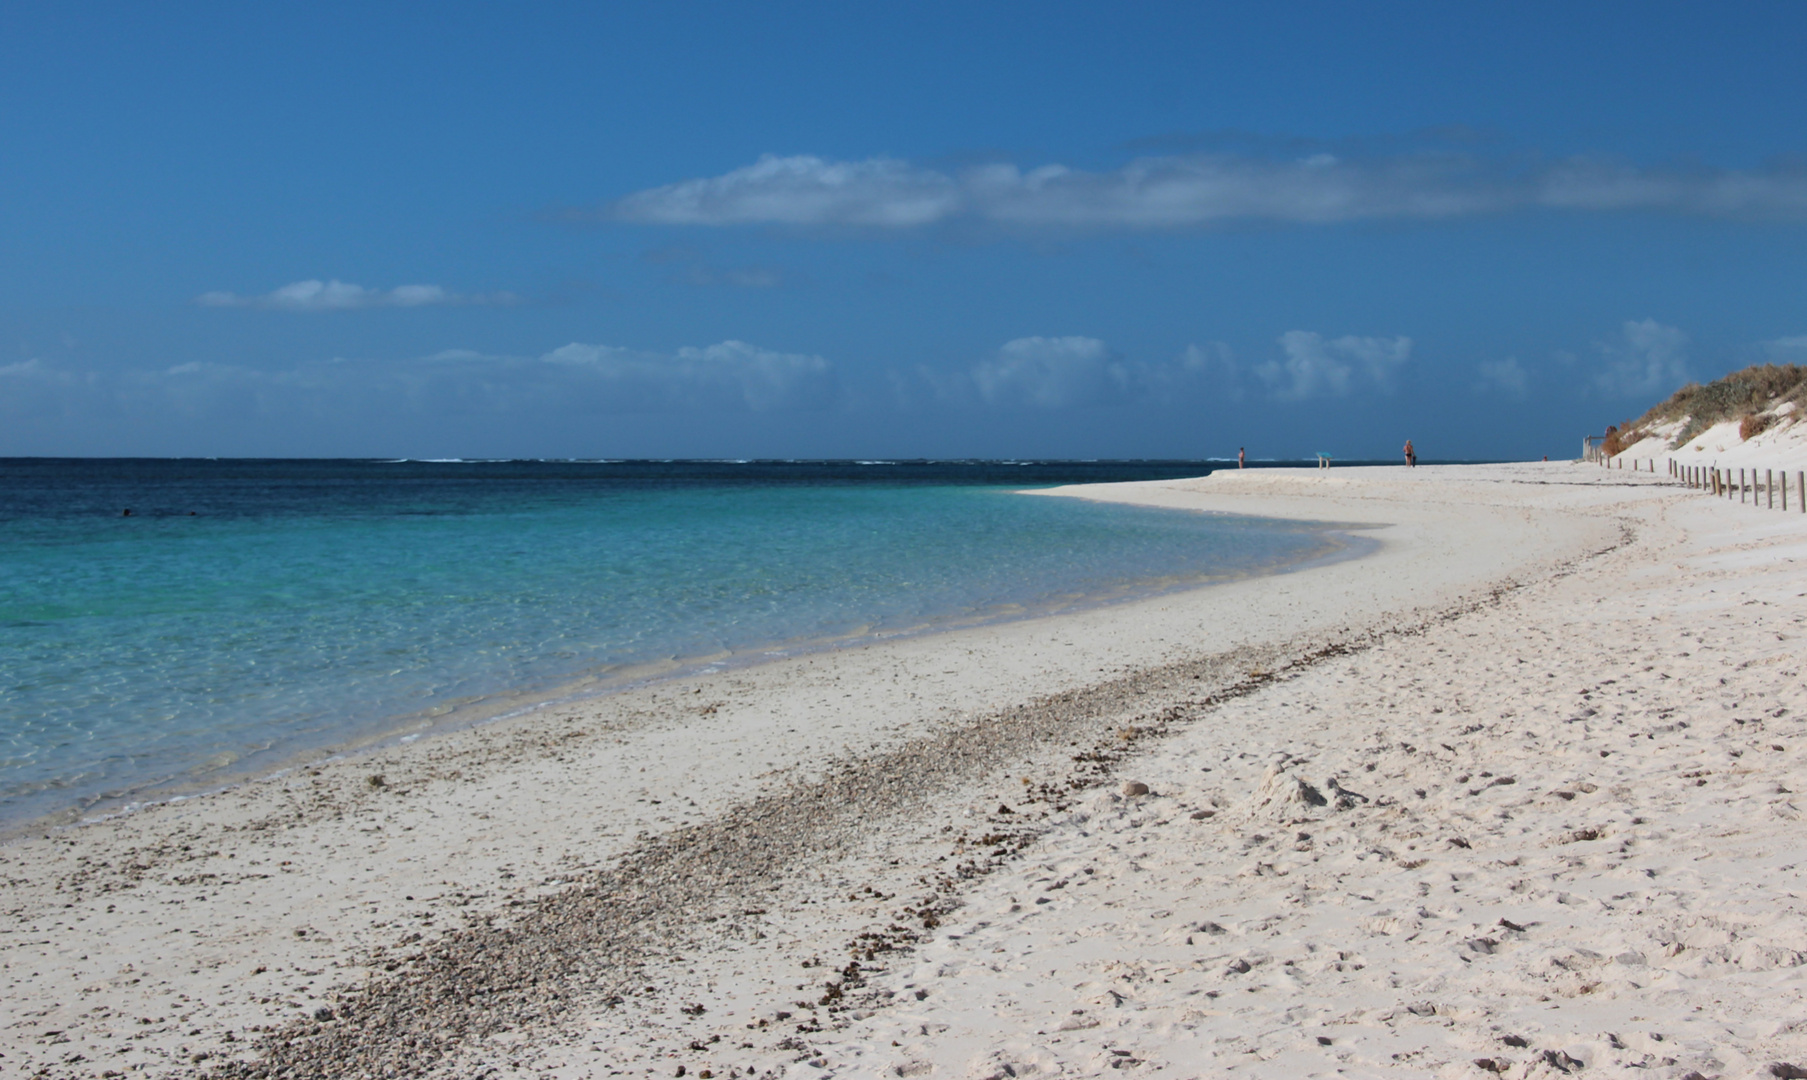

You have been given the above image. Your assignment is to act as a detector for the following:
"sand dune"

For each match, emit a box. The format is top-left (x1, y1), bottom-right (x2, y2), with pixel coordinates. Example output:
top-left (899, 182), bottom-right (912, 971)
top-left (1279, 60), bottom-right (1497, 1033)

top-left (1612, 393), bottom-right (1807, 473)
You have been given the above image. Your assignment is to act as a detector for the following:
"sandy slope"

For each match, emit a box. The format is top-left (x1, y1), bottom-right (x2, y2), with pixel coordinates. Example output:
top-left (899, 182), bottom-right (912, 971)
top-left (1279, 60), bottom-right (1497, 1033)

top-left (1612, 400), bottom-right (1807, 473)
top-left (3, 462), bottom-right (1802, 1080)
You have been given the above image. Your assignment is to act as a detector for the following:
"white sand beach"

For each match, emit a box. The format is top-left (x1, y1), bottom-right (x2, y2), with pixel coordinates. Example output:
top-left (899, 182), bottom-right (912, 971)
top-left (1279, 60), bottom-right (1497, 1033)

top-left (5, 461), bottom-right (1806, 1079)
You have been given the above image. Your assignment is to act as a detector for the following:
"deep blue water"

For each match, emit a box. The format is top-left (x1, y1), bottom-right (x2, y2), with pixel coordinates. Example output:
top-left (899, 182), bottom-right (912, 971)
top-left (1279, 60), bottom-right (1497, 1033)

top-left (0, 458), bottom-right (1356, 827)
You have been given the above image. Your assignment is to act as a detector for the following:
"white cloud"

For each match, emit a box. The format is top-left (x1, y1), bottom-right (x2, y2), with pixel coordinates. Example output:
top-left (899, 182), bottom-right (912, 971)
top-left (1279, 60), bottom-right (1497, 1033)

top-left (1256, 331), bottom-right (1412, 400)
top-left (0, 340), bottom-right (839, 426)
top-left (196, 279), bottom-right (521, 311)
top-left (1474, 357), bottom-right (1529, 397)
top-left (1765, 334), bottom-right (1807, 356)
top-left (612, 154), bottom-right (962, 227)
top-left (970, 336), bottom-right (1128, 408)
top-left (542, 339), bottom-right (835, 411)
top-left (896, 337), bottom-right (1239, 410)
top-left (1594, 319), bottom-right (1690, 398)
top-left (604, 152), bottom-right (1807, 231)
top-left (966, 155), bottom-right (1504, 228)
top-left (1538, 161), bottom-right (1807, 217)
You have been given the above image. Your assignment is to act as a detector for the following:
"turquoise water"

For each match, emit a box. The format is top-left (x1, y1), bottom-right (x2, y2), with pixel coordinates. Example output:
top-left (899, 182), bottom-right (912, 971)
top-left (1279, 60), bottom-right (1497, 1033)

top-left (0, 459), bottom-right (1351, 826)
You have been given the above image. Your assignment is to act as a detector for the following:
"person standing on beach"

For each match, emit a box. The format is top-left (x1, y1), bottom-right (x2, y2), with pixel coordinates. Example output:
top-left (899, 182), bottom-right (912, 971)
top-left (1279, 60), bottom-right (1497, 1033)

top-left (1238, 447), bottom-right (1245, 469)
top-left (1403, 439), bottom-right (1416, 468)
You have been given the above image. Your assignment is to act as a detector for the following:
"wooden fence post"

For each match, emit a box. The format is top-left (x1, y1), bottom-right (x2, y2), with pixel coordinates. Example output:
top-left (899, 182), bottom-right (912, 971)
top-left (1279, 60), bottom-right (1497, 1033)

top-left (1769, 469), bottom-right (1775, 510)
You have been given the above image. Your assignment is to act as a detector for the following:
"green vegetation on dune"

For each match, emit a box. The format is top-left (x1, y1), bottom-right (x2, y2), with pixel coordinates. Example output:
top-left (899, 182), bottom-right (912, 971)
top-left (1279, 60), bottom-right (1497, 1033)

top-left (1608, 363), bottom-right (1807, 453)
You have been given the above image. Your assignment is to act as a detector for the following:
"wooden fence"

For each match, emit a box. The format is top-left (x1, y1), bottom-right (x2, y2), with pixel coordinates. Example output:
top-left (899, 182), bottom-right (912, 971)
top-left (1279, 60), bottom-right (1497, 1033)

top-left (1598, 452), bottom-right (1806, 512)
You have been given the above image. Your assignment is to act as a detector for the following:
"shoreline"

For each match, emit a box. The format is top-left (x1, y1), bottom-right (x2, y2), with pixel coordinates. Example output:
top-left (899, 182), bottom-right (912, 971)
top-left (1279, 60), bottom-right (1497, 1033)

top-left (11, 462), bottom-right (1792, 1079)
top-left (1, 499), bottom-right (1366, 842)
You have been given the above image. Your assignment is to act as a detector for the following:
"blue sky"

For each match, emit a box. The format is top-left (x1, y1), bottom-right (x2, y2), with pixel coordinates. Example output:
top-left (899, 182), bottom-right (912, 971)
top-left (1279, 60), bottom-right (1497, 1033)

top-left (4, 2), bottom-right (1806, 459)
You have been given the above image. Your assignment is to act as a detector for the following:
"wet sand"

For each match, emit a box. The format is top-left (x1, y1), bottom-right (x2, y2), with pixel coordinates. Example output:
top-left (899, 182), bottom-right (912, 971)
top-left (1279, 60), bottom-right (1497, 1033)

top-left (6, 461), bottom-right (1801, 1078)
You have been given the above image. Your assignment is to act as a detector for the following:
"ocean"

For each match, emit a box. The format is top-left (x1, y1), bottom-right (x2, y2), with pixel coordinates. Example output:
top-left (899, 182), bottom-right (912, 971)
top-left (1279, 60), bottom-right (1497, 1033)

top-left (0, 458), bottom-right (1358, 828)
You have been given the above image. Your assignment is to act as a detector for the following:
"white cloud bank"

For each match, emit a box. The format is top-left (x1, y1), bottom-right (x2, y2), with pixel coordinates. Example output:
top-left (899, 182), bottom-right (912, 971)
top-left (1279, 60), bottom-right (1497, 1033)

top-left (616, 155), bottom-right (963, 228)
top-left (196, 279), bottom-right (522, 311)
top-left (537, 340), bottom-right (834, 411)
top-left (0, 340), bottom-right (838, 423)
top-left (605, 153), bottom-right (1807, 230)
top-left (906, 336), bottom-right (1242, 410)
top-left (1255, 332), bottom-right (1413, 400)
top-left (970, 336), bottom-right (1129, 408)
top-left (904, 330), bottom-right (1407, 410)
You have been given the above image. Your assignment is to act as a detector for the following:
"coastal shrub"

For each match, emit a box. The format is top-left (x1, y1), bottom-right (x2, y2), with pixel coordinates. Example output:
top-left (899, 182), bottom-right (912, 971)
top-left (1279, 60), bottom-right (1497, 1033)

top-left (1740, 412), bottom-right (1772, 441)
top-left (1630, 363), bottom-right (1807, 448)
top-left (1604, 419), bottom-right (1661, 458)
